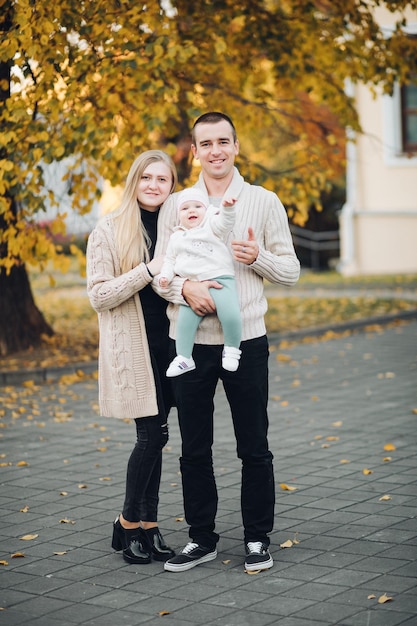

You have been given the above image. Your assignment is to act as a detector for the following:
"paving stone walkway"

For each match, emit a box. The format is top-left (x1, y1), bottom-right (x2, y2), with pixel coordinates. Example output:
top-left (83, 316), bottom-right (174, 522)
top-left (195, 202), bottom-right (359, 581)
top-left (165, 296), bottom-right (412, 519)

top-left (1, 319), bottom-right (416, 625)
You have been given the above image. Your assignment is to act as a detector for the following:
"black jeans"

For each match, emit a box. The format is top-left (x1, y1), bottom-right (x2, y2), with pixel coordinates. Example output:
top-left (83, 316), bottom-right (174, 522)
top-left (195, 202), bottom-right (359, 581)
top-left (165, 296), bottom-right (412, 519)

top-left (122, 331), bottom-right (173, 523)
top-left (171, 335), bottom-right (275, 549)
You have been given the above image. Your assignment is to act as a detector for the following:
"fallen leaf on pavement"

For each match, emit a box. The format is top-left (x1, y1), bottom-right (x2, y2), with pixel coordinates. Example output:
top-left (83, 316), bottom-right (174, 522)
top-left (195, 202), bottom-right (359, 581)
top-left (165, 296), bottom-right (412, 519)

top-left (276, 354), bottom-right (291, 362)
top-left (378, 593), bottom-right (393, 604)
top-left (279, 483), bottom-right (297, 491)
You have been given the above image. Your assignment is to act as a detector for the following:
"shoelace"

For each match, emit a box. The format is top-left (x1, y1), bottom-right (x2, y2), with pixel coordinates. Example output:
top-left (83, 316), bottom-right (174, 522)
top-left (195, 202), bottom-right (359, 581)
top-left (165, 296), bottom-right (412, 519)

top-left (247, 541), bottom-right (264, 554)
top-left (182, 542), bottom-right (199, 554)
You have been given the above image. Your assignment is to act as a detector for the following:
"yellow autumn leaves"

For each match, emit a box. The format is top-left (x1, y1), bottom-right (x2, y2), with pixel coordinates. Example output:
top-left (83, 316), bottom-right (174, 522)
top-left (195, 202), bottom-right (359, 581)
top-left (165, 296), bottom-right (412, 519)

top-left (278, 427), bottom-right (399, 502)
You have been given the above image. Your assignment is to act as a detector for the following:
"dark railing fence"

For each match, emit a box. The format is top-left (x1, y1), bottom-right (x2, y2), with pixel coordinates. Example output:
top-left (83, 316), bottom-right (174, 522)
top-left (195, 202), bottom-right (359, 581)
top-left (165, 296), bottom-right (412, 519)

top-left (290, 225), bottom-right (340, 271)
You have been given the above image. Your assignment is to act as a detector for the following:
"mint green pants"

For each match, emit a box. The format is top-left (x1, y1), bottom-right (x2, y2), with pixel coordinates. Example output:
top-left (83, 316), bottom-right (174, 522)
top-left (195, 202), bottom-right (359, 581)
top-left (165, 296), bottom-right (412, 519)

top-left (176, 276), bottom-right (242, 358)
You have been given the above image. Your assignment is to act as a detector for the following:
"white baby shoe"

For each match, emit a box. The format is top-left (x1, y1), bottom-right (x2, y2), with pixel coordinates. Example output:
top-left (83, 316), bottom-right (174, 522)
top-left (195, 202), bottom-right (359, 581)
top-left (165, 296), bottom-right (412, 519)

top-left (222, 347), bottom-right (242, 372)
top-left (166, 355), bottom-right (196, 377)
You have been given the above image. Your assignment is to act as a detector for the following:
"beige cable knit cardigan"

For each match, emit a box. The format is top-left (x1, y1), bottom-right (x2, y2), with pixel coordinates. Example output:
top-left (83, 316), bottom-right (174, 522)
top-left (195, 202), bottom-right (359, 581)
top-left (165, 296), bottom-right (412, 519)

top-left (86, 215), bottom-right (159, 420)
top-left (154, 167), bottom-right (300, 344)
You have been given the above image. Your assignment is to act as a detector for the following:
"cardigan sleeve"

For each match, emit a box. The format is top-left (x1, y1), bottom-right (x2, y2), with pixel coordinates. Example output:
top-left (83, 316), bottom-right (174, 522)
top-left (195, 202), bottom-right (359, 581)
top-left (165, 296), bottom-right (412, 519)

top-left (249, 188), bottom-right (300, 287)
top-left (86, 220), bottom-right (153, 313)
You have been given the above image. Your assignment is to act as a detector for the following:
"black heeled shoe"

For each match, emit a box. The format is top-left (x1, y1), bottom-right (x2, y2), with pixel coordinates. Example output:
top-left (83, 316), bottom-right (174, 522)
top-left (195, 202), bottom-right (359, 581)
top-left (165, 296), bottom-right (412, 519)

top-left (142, 527), bottom-right (176, 562)
top-left (112, 517), bottom-right (151, 565)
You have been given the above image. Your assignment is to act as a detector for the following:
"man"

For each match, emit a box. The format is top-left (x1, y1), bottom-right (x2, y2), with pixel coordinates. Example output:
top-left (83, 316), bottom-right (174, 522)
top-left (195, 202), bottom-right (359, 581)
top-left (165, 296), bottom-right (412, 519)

top-left (154, 112), bottom-right (300, 572)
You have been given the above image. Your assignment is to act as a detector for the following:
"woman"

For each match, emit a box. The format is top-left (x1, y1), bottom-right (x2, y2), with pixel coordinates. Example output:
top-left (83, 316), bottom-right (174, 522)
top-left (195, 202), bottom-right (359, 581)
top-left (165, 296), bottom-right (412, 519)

top-left (86, 150), bottom-right (177, 565)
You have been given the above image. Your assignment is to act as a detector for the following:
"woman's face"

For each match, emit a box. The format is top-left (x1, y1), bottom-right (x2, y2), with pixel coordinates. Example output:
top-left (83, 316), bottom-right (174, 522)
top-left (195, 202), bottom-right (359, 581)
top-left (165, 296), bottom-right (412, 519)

top-left (136, 161), bottom-right (173, 211)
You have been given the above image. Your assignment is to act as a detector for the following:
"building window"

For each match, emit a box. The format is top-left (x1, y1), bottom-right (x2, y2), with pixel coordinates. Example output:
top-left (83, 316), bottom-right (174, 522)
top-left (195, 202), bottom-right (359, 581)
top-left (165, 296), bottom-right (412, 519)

top-left (401, 76), bottom-right (417, 154)
top-left (381, 24), bottom-right (417, 166)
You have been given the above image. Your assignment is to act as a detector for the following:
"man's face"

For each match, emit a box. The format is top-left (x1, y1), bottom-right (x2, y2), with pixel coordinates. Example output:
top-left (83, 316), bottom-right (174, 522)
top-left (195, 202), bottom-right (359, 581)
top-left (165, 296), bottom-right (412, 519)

top-left (191, 119), bottom-right (239, 181)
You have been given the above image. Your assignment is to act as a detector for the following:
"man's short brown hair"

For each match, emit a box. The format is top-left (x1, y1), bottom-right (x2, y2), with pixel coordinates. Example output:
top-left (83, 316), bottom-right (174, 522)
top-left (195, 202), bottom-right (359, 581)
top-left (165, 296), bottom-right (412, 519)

top-left (192, 112), bottom-right (237, 144)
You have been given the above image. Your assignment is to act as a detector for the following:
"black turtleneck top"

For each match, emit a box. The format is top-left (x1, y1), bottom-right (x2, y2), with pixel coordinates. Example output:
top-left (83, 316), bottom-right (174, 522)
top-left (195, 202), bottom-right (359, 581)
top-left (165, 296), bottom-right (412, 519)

top-left (139, 208), bottom-right (169, 341)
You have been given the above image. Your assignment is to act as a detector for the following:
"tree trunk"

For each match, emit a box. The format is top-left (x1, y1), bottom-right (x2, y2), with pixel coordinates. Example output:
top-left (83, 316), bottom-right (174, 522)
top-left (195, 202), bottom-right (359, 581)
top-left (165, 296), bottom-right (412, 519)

top-left (0, 7), bottom-right (53, 357)
top-left (0, 264), bottom-right (54, 356)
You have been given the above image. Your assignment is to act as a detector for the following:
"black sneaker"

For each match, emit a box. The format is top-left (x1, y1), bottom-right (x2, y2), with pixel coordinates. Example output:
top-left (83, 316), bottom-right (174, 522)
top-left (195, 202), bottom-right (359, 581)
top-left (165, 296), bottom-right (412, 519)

top-left (244, 541), bottom-right (273, 571)
top-left (164, 542), bottom-right (217, 572)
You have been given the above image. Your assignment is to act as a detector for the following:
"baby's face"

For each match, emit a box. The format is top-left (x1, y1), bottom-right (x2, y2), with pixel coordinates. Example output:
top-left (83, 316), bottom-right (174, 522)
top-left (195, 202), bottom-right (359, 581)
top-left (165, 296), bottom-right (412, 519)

top-left (178, 200), bottom-right (207, 229)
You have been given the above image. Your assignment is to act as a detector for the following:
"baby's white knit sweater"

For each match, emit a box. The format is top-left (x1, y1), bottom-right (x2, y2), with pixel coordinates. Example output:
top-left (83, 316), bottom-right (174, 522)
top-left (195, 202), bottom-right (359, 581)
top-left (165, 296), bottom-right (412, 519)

top-left (160, 202), bottom-right (236, 283)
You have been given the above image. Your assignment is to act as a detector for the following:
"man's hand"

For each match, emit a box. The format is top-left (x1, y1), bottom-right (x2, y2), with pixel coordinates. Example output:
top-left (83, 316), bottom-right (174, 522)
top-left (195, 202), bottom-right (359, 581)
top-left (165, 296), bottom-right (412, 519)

top-left (182, 280), bottom-right (223, 316)
top-left (231, 227), bottom-right (259, 265)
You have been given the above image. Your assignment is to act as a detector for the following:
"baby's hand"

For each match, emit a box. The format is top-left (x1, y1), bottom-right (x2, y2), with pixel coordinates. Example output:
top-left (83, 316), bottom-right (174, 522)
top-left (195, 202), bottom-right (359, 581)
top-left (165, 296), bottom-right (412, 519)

top-left (222, 197), bottom-right (237, 207)
top-left (159, 277), bottom-right (169, 289)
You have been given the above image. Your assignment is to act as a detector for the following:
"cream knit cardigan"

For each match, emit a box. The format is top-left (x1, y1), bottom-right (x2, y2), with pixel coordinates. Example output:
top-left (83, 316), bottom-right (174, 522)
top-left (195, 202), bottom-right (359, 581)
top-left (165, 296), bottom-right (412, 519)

top-left (86, 215), bottom-right (159, 420)
top-left (154, 167), bottom-right (300, 344)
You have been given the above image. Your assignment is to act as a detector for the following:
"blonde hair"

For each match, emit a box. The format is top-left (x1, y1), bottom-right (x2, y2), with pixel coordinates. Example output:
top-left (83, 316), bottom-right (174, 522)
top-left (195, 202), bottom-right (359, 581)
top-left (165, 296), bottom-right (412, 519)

top-left (114, 151), bottom-right (177, 273)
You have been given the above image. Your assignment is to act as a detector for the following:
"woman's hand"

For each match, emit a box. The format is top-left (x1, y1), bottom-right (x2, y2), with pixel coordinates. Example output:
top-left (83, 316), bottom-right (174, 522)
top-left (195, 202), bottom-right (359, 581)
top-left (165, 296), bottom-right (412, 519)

top-left (182, 280), bottom-right (222, 316)
top-left (147, 255), bottom-right (164, 276)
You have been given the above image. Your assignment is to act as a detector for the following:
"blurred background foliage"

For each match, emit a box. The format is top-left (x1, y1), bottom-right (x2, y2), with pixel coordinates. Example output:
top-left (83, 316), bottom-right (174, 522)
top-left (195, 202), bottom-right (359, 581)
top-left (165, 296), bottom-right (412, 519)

top-left (1, 0), bottom-right (417, 353)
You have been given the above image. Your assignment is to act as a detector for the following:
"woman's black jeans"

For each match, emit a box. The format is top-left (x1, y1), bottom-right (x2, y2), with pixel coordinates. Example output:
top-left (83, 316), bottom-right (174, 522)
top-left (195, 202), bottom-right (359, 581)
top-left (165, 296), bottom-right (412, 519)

top-left (171, 335), bottom-right (275, 549)
top-left (122, 333), bottom-right (173, 523)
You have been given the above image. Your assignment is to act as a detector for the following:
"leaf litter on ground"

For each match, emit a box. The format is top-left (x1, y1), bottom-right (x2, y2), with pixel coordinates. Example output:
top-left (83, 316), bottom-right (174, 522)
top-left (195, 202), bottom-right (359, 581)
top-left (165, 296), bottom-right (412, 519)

top-left (1, 267), bottom-right (416, 373)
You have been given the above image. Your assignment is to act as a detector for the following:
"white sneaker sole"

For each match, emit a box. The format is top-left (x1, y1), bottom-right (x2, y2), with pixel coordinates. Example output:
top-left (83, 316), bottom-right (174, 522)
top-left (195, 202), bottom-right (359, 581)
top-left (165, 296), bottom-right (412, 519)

top-left (244, 554), bottom-right (274, 571)
top-left (164, 549), bottom-right (217, 572)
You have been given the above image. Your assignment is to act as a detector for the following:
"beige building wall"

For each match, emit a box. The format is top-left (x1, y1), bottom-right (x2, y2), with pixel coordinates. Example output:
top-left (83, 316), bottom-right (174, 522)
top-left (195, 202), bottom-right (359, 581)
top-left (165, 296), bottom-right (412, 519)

top-left (339, 9), bottom-right (417, 276)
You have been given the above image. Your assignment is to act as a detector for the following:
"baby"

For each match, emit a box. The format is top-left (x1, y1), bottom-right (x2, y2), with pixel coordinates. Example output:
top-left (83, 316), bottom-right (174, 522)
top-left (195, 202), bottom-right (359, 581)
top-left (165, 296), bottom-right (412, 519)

top-left (159, 188), bottom-right (242, 377)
